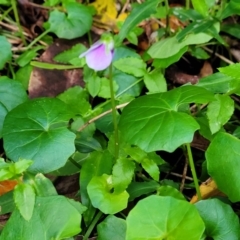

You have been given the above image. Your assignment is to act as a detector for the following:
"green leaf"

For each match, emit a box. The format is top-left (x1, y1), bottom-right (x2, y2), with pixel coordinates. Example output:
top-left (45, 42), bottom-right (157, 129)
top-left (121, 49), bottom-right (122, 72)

top-left (46, 3), bottom-right (92, 39)
top-left (0, 191), bottom-right (14, 214)
top-left (141, 157), bottom-right (160, 181)
top-left (112, 158), bottom-right (135, 193)
top-left (98, 215), bottom-right (126, 240)
top-left (195, 199), bottom-right (239, 239)
top-left (157, 185), bottom-right (185, 200)
top-left (113, 57), bottom-right (146, 77)
top-left (87, 174), bottom-right (129, 214)
top-left (0, 196), bottom-right (82, 240)
top-left (221, 23), bottom-right (240, 39)
top-left (143, 71), bottom-right (167, 93)
top-left (148, 30), bottom-right (214, 59)
top-left (15, 65), bottom-right (32, 90)
top-left (116, 0), bottom-right (159, 45)
top-left (54, 44), bottom-right (87, 63)
top-left (190, 47), bottom-right (210, 59)
top-left (119, 85), bottom-right (214, 152)
top-left (0, 36), bottom-right (12, 69)
top-left (197, 72), bottom-right (234, 93)
top-left (57, 86), bottom-right (91, 116)
top-left (126, 195), bottom-right (205, 240)
top-left (2, 98), bottom-right (76, 174)
top-left (0, 78), bottom-right (28, 138)
top-left (191, 0), bottom-right (209, 16)
top-left (80, 151), bottom-right (113, 225)
top-left (14, 183), bottom-right (35, 221)
top-left (87, 75), bottom-right (101, 97)
top-left (206, 132), bottom-right (240, 202)
top-left (218, 63), bottom-right (240, 80)
top-left (207, 94), bottom-right (234, 134)
top-left (98, 77), bottom-right (118, 99)
top-left (127, 181), bottom-right (160, 201)
top-left (16, 47), bottom-right (42, 67)
top-left (33, 173), bottom-right (58, 197)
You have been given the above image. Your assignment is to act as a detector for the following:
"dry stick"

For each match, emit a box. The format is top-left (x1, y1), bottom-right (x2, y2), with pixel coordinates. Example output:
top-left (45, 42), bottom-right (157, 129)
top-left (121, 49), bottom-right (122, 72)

top-left (120, 0), bottom-right (130, 15)
top-left (77, 102), bottom-right (129, 132)
top-left (170, 172), bottom-right (193, 181)
top-left (203, 46), bottom-right (234, 65)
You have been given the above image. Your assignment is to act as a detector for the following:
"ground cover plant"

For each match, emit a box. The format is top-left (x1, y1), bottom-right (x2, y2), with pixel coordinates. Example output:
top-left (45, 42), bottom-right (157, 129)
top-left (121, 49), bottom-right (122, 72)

top-left (1, 0), bottom-right (240, 239)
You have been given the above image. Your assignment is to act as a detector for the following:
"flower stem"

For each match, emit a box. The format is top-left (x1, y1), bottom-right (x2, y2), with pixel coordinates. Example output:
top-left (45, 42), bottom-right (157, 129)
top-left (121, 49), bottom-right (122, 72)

top-left (26, 29), bottom-right (51, 50)
top-left (185, 143), bottom-right (202, 200)
top-left (83, 211), bottom-right (103, 240)
top-left (109, 63), bottom-right (119, 160)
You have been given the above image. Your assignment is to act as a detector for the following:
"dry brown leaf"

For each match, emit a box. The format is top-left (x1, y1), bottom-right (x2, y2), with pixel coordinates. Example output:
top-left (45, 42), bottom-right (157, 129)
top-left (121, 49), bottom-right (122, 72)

top-left (0, 180), bottom-right (18, 196)
top-left (190, 178), bottom-right (225, 203)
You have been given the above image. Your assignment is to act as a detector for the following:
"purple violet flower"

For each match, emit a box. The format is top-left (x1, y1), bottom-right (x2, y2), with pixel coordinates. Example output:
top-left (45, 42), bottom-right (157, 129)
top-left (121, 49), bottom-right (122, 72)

top-left (79, 34), bottom-right (114, 71)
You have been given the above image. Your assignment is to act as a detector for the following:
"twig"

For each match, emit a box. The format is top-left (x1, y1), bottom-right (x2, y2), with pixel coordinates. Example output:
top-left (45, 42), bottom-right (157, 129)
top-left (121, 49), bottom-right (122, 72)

top-left (120, 0), bottom-right (130, 15)
top-left (77, 102), bottom-right (129, 132)
top-left (180, 157), bottom-right (188, 192)
top-left (170, 172), bottom-right (193, 181)
top-left (203, 46), bottom-right (234, 65)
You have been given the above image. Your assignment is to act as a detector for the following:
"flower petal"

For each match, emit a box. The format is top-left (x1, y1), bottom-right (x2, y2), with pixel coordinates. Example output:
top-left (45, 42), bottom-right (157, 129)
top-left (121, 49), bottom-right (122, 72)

top-left (85, 44), bottom-right (113, 71)
top-left (79, 40), bottom-right (102, 58)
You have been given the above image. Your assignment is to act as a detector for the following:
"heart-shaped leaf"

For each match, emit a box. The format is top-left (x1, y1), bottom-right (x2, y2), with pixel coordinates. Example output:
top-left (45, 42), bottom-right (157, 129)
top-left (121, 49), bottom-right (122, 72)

top-left (0, 36), bottom-right (12, 70)
top-left (119, 85), bottom-right (214, 152)
top-left (126, 195), bottom-right (205, 240)
top-left (87, 174), bottom-right (129, 214)
top-left (206, 132), bottom-right (240, 202)
top-left (2, 98), bottom-right (75, 174)
top-left (46, 3), bottom-right (92, 39)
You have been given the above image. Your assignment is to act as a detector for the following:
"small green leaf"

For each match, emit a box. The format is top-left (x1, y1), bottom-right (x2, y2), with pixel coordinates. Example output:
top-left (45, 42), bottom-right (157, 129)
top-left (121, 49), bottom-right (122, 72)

top-left (98, 77), bottom-right (118, 99)
top-left (112, 158), bottom-right (135, 193)
top-left (127, 181), bottom-right (160, 201)
top-left (46, 3), bottom-right (92, 39)
top-left (157, 185), bottom-right (185, 200)
top-left (119, 85), bottom-right (214, 152)
top-left (2, 98), bottom-right (76, 174)
top-left (206, 132), bottom-right (240, 202)
top-left (15, 65), bottom-right (33, 90)
top-left (16, 47), bottom-right (42, 67)
top-left (218, 63), bottom-right (240, 80)
top-left (207, 94), bottom-right (234, 134)
top-left (221, 23), bottom-right (240, 39)
top-left (87, 174), bottom-right (129, 214)
top-left (126, 195), bottom-right (205, 240)
top-left (87, 75), bottom-right (101, 97)
top-left (98, 215), bottom-right (126, 240)
top-left (14, 183), bottom-right (35, 221)
top-left (54, 44), bottom-right (87, 63)
top-left (196, 199), bottom-right (239, 239)
top-left (0, 191), bottom-right (14, 214)
top-left (141, 157), bottom-right (160, 181)
top-left (143, 71), bottom-right (167, 93)
top-left (113, 57), bottom-right (146, 77)
top-left (0, 36), bottom-right (12, 69)
top-left (116, 0), bottom-right (159, 45)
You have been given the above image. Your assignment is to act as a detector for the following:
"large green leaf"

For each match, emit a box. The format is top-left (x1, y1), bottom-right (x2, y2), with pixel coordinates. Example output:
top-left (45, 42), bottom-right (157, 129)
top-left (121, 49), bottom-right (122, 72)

top-left (0, 196), bottom-right (82, 240)
top-left (0, 36), bottom-right (12, 69)
top-left (207, 94), bottom-right (234, 134)
top-left (126, 195), bottom-right (205, 240)
top-left (116, 0), bottom-right (159, 45)
top-left (0, 78), bottom-right (28, 138)
top-left (191, 0), bottom-right (209, 16)
top-left (2, 98), bottom-right (75, 174)
top-left (46, 2), bottom-right (92, 39)
top-left (206, 132), bottom-right (240, 202)
top-left (87, 174), bottom-right (129, 214)
top-left (195, 199), bottom-right (239, 239)
top-left (119, 85), bottom-right (214, 152)
top-left (97, 215), bottom-right (126, 240)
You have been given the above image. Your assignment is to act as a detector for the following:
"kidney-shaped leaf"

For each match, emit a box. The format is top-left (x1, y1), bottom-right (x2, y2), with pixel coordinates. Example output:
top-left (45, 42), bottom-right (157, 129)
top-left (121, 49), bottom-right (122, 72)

top-left (195, 199), bottom-right (239, 239)
top-left (206, 132), bottom-right (240, 202)
top-left (0, 78), bottom-right (28, 137)
top-left (119, 85), bottom-right (214, 152)
top-left (87, 174), bottom-right (129, 214)
top-left (2, 98), bottom-right (76, 174)
top-left (126, 195), bottom-right (205, 240)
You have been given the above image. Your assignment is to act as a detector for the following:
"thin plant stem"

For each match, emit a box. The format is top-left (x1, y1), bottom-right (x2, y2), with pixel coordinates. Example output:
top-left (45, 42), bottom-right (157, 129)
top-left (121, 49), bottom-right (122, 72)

top-left (26, 29), bottom-right (51, 50)
top-left (11, 0), bottom-right (26, 46)
top-left (87, 32), bottom-right (92, 45)
top-left (185, 143), bottom-right (202, 200)
top-left (0, 6), bottom-right (13, 22)
top-left (186, 0), bottom-right (190, 10)
top-left (83, 211), bottom-right (103, 240)
top-left (109, 63), bottom-right (119, 160)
